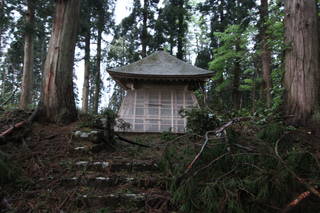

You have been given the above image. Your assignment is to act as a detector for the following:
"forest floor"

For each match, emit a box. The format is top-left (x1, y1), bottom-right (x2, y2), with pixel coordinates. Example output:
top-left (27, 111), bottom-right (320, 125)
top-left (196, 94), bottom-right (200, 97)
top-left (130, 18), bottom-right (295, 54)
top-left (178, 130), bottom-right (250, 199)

top-left (1, 110), bottom-right (320, 212)
top-left (0, 111), bottom-right (176, 213)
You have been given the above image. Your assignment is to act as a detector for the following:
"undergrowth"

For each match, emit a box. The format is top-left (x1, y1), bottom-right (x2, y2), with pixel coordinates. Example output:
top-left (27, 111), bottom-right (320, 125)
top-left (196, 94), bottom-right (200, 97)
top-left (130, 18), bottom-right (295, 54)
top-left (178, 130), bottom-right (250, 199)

top-left (160, 121), bottom-right (320, 212)
top-left (0, 151), bottom-right (19, 185)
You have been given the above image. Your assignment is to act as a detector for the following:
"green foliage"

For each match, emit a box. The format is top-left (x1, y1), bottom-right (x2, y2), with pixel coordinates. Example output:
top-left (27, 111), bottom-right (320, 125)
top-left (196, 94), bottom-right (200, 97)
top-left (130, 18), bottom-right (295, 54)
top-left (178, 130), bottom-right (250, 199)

top-left (257, 122), bottom-right (285, 143)
top-left (181, 107), bottom-right (221, 135)
top-left (100, 108), bottom-right (117, 121)
top-left (160, 131), bottom-right (177, 142)
top-left (161, 127), bottom-right (320, 212)
top-left (94, 208), bottom-right (112, 213)
top-left (159, 138), bottom-right (196, 176)
top-left (206, 23), bottom-right (257, 111)
top-left (115, 118), bottom-right (131, 132)
top-left (209, 25), bottom-right (245, 71)
top-left (0, 151), bottom-right (19, 185)
top-left (78, 108), bottom-right (118, 129)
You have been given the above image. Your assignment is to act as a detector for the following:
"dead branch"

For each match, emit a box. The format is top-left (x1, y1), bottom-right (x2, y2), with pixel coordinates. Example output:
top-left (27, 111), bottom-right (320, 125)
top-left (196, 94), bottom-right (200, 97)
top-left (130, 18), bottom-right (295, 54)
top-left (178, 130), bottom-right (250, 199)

top-left (58, 190), bottom-right (76, 210)
top-left (0, 107), bottom-right (40, 143)
top-left (115, 133), bottom-right (150, 148)
top-left (282, 190), bottom-right (314, 213)
top-left (145, 191), bottom-right (171, 213)
top-left (175, 117), bottom-right (251, 185)
top-left (186, 117), bottom-right (250, 174)
top-left (0, 121), bottom-right (26, 137)
top-left (275, 136), bottom-right (320, 200)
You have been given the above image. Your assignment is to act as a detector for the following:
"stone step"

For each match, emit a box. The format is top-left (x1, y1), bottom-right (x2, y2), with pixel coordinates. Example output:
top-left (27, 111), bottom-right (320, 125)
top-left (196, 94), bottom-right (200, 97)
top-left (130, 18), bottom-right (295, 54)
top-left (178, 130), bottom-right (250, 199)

top-left (76, 192), bottom-right (146, 210)
top-left (76, 189), bottom-right (173, 212)
top-left (73, 160), bottom-right (160, 172)
top-left (62, 175), bottom-right (166, 189)
top-left (73, 130), bottom-right (99, 141)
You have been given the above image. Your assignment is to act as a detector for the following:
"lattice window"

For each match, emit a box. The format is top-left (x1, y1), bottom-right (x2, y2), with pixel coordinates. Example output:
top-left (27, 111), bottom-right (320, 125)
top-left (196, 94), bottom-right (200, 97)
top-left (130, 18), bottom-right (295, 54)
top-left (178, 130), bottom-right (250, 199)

top-left (117, 87), bottom-right (198, 133)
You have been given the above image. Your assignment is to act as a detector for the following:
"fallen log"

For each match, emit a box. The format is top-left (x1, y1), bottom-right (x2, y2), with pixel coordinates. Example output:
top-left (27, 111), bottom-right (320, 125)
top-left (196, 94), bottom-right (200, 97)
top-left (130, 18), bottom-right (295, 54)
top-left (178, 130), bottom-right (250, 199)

top-left (0, 107), bottom-right (40, 143)
top-left (0, 121), bottom-right (26, 137)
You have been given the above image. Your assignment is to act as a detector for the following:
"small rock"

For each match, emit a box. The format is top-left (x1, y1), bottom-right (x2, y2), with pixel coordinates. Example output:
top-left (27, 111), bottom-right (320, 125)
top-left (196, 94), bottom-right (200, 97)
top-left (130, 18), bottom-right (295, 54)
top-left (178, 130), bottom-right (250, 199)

top-left (96, 177), bottom-right (110, 181)
top-left (93, 161), bottom-right (110, 168)
top-left (74, 146), bottom-right (86, 150)
top-left (74, 131), bottom-right (82, 137)
top-left (75, 161), bottom-right (89, 166)
top-left (124, 193), bottom-right (145, 200)
top-left (80, 132), bottom-right (89, 138)
top-left (89, 130), bottom-right (98, 135)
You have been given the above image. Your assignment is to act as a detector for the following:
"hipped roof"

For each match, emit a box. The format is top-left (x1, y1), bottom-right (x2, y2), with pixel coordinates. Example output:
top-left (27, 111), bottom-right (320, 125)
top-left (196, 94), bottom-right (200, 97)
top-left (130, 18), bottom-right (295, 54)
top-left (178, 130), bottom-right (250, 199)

top-left (107, 51), bottom-right (214, 81)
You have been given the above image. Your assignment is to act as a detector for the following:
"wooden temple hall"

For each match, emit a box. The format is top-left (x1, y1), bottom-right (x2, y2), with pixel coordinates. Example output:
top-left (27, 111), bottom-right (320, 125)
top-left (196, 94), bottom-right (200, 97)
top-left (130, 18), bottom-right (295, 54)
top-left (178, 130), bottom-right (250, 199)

top-left (108, 51), bottom-right (214, 133)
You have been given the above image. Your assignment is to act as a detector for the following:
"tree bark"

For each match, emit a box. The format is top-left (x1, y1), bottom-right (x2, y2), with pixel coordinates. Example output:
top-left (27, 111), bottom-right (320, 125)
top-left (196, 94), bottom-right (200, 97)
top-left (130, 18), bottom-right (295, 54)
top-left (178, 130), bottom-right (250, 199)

top-left (0, 0), bottom-right (5, 99)
top-left (93, 22), bottom-right (103, 114)
top-left (141, 0), bottom-right (149, 57)
top-left (82, 29), bottom-right (90, 113)
top-left (40, 0), bottom-right (80, 123)
top-left (260, 0), bottom-right (272, 108)
top-left (20, 0), bottom-right (35, 110)
top-left (0, 0), bottom-right (4, 59)
top-left (176, 1), bottom-right (184, 60)
top-left (284, 0), bottom-right (319, 125)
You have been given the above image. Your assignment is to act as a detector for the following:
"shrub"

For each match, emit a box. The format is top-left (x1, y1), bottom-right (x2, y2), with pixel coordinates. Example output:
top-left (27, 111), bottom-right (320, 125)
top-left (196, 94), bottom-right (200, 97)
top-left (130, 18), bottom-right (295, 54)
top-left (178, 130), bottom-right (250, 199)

top-left (180, 107), bottom-right (221, 135)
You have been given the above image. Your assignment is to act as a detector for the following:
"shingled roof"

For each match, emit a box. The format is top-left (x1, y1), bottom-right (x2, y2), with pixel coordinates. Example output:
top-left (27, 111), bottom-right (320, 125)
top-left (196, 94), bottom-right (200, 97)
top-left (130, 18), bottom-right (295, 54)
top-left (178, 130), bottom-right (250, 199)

top-left (108, 51), bottom-right (214, 80)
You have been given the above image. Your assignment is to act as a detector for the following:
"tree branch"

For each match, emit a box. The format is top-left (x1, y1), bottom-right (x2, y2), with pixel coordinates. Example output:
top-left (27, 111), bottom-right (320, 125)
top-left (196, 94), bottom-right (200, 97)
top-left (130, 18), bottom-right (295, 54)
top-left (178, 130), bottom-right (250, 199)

top-left (176, 117), bottom-right (251, 185)
top-left (115, 133), bottom-right (150, 148)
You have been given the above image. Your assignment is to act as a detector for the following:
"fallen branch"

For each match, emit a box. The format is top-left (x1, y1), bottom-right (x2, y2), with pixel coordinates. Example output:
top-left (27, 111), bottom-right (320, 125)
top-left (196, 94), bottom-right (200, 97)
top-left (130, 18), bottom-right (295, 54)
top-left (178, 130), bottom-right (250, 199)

top-left (176, 117), bottom-right (251, 185)
top-left (0, 121), bottom-right (26, 137)
top-left (0, 107), bottom-right (40, 142)
top-left (185, 117), bottom-right (250, 174)
top-left (115, 133), bottom-right (150, 148)
top-left (282, 190), bottom-right (314, 213)
top-left (58, 190), bottom-right (76, 210)
top-left (275, 136), bottom-right (320, 207)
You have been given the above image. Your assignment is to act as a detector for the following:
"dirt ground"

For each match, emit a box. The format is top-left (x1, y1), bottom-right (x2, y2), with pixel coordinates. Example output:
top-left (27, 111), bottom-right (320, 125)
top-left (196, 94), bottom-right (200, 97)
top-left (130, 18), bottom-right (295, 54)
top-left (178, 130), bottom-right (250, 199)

top-left (1, 116), bottom-right (174, 213)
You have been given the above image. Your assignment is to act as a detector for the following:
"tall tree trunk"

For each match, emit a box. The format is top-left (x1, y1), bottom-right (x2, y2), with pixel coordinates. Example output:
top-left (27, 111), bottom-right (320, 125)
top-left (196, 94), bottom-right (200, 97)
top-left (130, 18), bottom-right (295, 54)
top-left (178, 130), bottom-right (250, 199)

top-left (0, 0), bottom-right (4, 59)
top-left (284, 0), bottom-right (319, 125)
top-left (141, 0), bottom-right (149, 57)
top-left (20, 0), bottom-right (35, 110)
top-left (93, 26), bottom-right (102, 114)
top-left (0, 0), bottom-right (4, 99)
top-left (260, 0), bottom-right (272, 108)
top-left (169, 35), bottom-right (174, 55)
top-left (232, 42), bottom-right (241, 110)
top-left (176, 1), bottom-right (184, 60)
top-left (82, 30), bottom-right (90, 113)
top-left (40, 0), bottom-right (80, 123)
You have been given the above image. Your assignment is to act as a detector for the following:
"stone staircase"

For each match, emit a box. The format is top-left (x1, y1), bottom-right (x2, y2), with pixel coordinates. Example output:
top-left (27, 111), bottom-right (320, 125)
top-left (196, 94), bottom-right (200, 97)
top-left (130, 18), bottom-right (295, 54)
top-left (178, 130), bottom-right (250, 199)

top-left (57, 132), bottom-right (170, 212)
